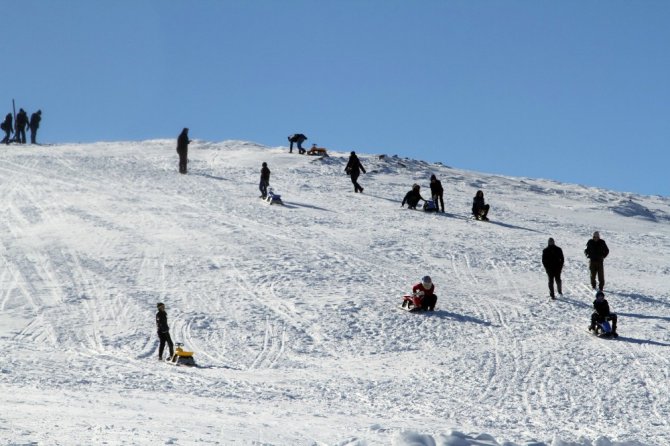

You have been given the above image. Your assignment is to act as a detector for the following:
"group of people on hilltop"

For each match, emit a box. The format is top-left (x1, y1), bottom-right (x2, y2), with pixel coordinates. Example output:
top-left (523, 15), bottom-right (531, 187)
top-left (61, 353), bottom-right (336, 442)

top-left (1, 108), bottom-right (42, 145)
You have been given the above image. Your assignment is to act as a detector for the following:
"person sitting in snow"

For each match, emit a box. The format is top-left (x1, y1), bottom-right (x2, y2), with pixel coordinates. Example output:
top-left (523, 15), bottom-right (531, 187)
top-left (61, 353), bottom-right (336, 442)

top-left (404, 276), bottom-right (437, 311)
top-left (589, 291), bottom-right (618, 337)
top-left (472, 190), bottom-right (490, 221)
top-left (401, 184), bottom-right (426, 210)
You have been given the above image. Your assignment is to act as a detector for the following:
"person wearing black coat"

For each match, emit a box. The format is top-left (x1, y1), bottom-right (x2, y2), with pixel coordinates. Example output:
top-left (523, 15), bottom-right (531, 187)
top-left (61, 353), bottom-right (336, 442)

top-left (176, 128), bottom-right (191, 174)
top-left (288, 133), bottom-right (307, 154)
top-left (345, 151), bottom-right (366, 193)
top-left (589, 291), bottom-right (618, 337)
top-left (155, 302), bottom-right (174, 360)
top-left (542, 238), bottom-right (564, 299)
top-left (472, 190), bottom-right (490, 221)
top-left (15, 109), bottom-right (29, 144)
top-left (259, 162), bottom-right (271, 198)
top-left (29, 110), bottom-right (41, 144)
top-left (1, 113), bottom-right (13, 144)
top-left (584, 231), bottom-right (609, 291)
top-left (429, 174), bottom-right (444, 212)
top-left (401, 184), bottom-right (426, 209)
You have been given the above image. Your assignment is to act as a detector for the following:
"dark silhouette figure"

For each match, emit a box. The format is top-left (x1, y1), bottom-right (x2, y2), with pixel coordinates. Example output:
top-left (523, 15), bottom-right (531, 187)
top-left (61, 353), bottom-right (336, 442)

top-left (176, 128), bottom-right (190, 174)
top-left (1, 113), bottom-right (13, 144)
top-left (345, 151), bottom-right (366, 193)
top-left (29, 110), bottom-right (42, 144)
top-left (542, 238), bottom-right (564, 299)
top-left (584, 231), bottom-right (609, 291)
top-left (589, 291), bottom-right (618, 337)
top-left (472, 190), bottom-right (490, 221)
top-left (401, 184), bottom-right (426, 209)
top-left (14, 109), bottom-right (29, 144)
top-left (429, 174), bottom-right (444, 212)
top-left (259, 162), bottom-right (271, 198)
top-left (288, 133), bottom-right (307, 154)
top-left (155, 302), bottom-right (174, 360)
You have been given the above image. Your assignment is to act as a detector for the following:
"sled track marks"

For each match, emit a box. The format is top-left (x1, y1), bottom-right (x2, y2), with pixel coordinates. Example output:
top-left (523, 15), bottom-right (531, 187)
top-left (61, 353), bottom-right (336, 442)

top-left (249, 316), bottom-right (287, 370)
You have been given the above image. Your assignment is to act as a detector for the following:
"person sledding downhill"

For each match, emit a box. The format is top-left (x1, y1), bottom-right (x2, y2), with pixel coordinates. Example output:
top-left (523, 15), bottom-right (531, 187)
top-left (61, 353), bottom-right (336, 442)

top-left (589, 291), bottom-right (619, 338)
top-left (401, 276), bottom-right (437, 312)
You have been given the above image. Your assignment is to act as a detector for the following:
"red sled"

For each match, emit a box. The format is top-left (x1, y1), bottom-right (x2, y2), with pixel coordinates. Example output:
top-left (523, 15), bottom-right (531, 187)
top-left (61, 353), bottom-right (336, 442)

top-left (401, 294), bottom-right (428, 312)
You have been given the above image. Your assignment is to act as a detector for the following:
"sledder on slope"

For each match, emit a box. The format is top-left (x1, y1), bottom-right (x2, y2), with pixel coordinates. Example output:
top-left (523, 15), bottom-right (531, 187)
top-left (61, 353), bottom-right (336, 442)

top-left (401, 276), bottom-right (438, 312)
top-left (589, 291), bottom-right (619, 338)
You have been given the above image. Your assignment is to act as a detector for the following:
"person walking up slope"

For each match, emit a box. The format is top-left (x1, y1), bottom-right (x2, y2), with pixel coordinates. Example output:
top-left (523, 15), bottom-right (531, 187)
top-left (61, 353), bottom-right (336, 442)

top-left (585, 231), bottom-right (609, 291)
top-left (345, 151), bottom-right (366, 193)
top-left (542, 238), bottom-right (564, 299)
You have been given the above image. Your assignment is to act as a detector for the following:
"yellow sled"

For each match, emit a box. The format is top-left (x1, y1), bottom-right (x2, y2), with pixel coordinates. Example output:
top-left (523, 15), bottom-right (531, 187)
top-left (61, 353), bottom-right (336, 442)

top-left (170, 343), bottom-right (196, 366)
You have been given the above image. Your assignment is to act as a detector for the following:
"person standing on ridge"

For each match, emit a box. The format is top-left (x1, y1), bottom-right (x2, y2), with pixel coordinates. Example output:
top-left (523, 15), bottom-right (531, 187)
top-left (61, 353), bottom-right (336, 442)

top-left (430, 174), bottom-right (444, 213)
top-left (584, 231), bottom-right (609, 291)
top-left (14, 108), bottom-right (29, 144)
top-left (542, 237), bottom-right (564, 299)
top-left (1, 113), bottom-right (13, 144)
top-left (259, 162), bottom-right (271, 198)
top-left (155, 302), bottom-right (174, 360)
top-left (176, 128), bottom-right (191, 174)
top-left (345, 151), bottom-right (366, 193)
top-left (29, 109), bottom-right (42, 144)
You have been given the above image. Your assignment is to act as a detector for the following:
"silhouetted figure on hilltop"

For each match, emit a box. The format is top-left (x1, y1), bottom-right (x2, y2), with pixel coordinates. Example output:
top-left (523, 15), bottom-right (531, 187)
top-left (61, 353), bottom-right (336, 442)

top-left (176, 128), bottom-right (190, 174)
top-left (29, 110), bottom-right (41, 144)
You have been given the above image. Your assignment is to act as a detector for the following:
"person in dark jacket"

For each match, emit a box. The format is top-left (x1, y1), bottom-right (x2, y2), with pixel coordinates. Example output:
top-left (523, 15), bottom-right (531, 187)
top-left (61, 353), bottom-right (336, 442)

top-left (472, 190), bottom-right (490, 221)
top-left (542, 238), bottom-right (564, 299)
top-left (429, 174), bottom-right (444, 212)
top-left (259, 162), bottom-right (271, 198)
top-left (589, 291), bottom-right (618, 337)
top-left (155, 302), bottom-right (174, 360)
top-left (29, 110), bottom-right (41, 144)
top-left (176, 128), bottom-right (191, 174)
top-left (401, 184), bottom-right (426, 209)
top-left (584, 231), bottom-right (609, 291)
top-left (345, 151), bottom-right (366, 193)
top-left (14, 109), bottom-right (29, 144)
top-left (288, 133), bottom-right (307, 154)
top-left (1, 113), bottom-right (13, 144)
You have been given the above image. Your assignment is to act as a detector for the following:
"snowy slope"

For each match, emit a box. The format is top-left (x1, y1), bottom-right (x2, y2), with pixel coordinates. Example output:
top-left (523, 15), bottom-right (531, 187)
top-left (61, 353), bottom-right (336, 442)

top-left (0, 140), bottom-right (668, 446)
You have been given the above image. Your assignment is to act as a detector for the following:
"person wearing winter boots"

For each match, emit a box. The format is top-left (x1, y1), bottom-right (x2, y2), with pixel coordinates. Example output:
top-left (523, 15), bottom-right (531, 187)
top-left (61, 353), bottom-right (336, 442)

top-left (401, 184), bottom-right (426, 209)
top-left (345, 151), bottom-right (366, 193)
top-left (29, 110), bottom-right (42, 144)
top-left (288, 133), bottom-right (307, 154)
top-left (542, 238), bottom-right (564, 299)
top-left (156, 302), bottom-right (175, 360)
top-left (176, 128), bottom-right (191, 174)
top-left (408, 276), bottom-right (437, 311)
top-left (584, 231), bottom-right (609, 291)
top-left (429, 174), bottom-right (444, 212)
top-left (589, 291), bottom-right (618, 337)
top-left (259, 162), bottom-right (271, 198)
top-left (472, 190), bottom-right (490, 220)
top-left (14, 108), bottom-right (29, 144)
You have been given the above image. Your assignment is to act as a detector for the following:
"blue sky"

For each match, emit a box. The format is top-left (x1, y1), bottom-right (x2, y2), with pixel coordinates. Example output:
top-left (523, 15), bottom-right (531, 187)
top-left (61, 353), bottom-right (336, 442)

top-left (5, 1), bottom-right (669, 196)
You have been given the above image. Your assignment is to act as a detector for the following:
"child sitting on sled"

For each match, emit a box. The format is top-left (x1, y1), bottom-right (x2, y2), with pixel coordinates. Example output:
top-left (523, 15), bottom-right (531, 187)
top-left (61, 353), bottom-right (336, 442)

top-left (402, 275), bottom-right (437, 311)
top-left (589, 290), bottom-right (618, 338)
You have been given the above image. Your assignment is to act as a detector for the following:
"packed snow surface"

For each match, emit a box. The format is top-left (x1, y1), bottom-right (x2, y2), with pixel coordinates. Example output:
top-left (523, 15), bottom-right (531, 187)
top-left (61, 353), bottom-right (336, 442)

top-left (1, 140), bottom-right (669, 445)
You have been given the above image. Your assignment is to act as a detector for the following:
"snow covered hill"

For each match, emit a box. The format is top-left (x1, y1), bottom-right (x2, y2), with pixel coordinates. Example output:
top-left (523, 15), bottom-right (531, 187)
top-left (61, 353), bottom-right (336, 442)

top-left (1, 140), bottom-right (668, 446)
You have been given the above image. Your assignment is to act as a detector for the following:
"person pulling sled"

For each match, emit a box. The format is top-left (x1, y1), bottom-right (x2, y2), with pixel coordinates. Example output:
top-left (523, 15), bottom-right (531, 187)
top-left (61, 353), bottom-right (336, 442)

top-left (589, 291), bottom-right (618, 338)
top-left (401, 276), bottom-right (437, 312)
